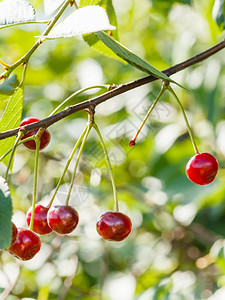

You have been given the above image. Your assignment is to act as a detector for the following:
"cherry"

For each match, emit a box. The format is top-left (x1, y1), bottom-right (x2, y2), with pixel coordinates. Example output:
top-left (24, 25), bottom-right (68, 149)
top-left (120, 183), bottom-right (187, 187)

top-left (8, 228), bottom-right (41, 261)
top-left (47, 205), bottom-right (79, 234)
top-left (20, 117), bottom-right (51, 150)
top-left (96, 211), bottom-right (132, 241)
top-left (129, 140), bottom-right (136, 147)
top-left (26, 205), bottom-right (52, 235)
top-left (11, 222), bottom-right (18, 245)
top-left (186, 152), bottom-right (218, 185)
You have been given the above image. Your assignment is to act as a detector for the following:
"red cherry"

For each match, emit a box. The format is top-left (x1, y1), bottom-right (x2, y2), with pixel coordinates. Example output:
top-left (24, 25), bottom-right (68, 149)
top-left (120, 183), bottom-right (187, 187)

top-left (26, 205), bottom-right (52, 235)
top-left (11, 222), bottom-right (18, 245)
top-left (8, 228), bottom-right (41, 261)
top-left (186, 153), bottom-right (219, 185)
top-left (129, 140), bottom-right (136, 147)
top-left (20, 117), bottom-right (51, 150)
top-left (96, 211), bottom-right (132, 241)
top-left (47, 205), bottom-right (79, 234)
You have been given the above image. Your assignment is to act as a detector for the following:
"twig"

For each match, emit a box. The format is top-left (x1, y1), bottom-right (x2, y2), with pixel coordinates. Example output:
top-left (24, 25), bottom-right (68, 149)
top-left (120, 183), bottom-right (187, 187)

top-left (0, 39), bottom-right (224, 140)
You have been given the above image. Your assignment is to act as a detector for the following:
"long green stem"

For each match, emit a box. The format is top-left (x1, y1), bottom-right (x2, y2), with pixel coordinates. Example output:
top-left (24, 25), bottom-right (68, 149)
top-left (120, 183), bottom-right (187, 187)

top-left (5, 131), bottom-right (23, 182)
top-left (132, 84), bottom-right (167, 144)
top-left (167, 85), bottom-right (199, 154)
top-left (50, 85), bottom-right (109, 116)
top-left (66, 123), bottom-right (92, 205)
top-left (47, 124), bottom-right (89, 208)
top-left (0, 136), bottom-right (36, 162)
top-left (29, 135), bottom-right (41, 231)
top-left (93, 123), bottom-right (119, 212)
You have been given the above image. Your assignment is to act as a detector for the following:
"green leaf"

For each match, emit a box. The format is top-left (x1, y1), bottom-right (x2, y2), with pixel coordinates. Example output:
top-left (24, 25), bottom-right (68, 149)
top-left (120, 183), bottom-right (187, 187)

top-left (0, 75), bottom-right (19, 110)
top-left (0, 86), bottom-right (24, 167)
top-left (0, 177), bottom-right (12, 249)
top-left (0, 0), bottom-right (35, 28)
top-left (79, 0), bottom-right (100, 6)
top-left (44, 6), bottom-right (115, 39)
top-left (212, 0), bottom-right (225, 29)
top-left (95, 31), bottom-right (183, 87)
top-left (0, 75), bottom-right (19, 95)
top-left (83, 33), bottom-right (125, 62)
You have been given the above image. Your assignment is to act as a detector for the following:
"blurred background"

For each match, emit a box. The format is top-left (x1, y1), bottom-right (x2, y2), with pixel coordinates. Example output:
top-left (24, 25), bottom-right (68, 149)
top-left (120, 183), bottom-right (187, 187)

top-left (0, 0), bottom-right (225, 299)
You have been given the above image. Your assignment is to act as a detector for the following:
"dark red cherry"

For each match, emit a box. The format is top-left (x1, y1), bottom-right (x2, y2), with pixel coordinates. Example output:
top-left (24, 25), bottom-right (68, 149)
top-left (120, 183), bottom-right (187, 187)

top-left (96, 211), bottom-right (132, 241)
top-left (129, 140), bottom-right (136, 147)
top-left (11, 222), bottom-right (18, 245)
top-left (20, 117), bottom-right (51, 150)
top-left (186, 152), bottom-right (218, 185)
top-left (47, 205), bottom-right (79, 234)
top-left (8, 228), bottom-right (41, 261)
top-left (26, 205), bottom-right (52, 235)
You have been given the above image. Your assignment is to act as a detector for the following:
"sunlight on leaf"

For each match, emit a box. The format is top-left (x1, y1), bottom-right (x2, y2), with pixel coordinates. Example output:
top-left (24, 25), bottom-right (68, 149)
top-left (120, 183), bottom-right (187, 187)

top-left (0, 0), bottom-right (35, 27)
top-left (0, 86), bottom-right (24, 167)
top-left (44, 6), bottom-right (116, 39)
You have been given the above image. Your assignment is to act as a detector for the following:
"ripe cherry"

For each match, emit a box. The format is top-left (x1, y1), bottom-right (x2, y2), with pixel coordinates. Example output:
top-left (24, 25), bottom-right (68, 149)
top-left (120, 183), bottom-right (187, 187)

top-left (186, 152), bottom-right (218, 185)
top-left (96, 211), bottom-right (132, 241)
top-left (47, 205), bottom-right (79, 234)
top-left (8, 228), bottom-right (41, 261)
top-left (11, 222), bottom-right (18, 245)
top-left (20, 117), bottom-right (51, 150)
top-left (26, 205), bottom-right (52, 235)
top-left (129, 140), bottom-right (136, 147)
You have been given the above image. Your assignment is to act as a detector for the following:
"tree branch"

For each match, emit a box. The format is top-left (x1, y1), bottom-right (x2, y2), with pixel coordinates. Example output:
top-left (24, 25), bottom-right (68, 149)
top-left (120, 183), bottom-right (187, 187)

top-left (0, 39), bottom-right (224, 141)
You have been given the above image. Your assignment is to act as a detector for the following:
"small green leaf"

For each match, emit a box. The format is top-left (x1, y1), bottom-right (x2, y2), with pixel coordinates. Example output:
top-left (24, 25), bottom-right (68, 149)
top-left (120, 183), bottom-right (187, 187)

top-left (44, 6), bottom-right (115, 39)
top-left (0, 86), bottom-right (24, 167)
top-left (95, 31), bottom-right (182, 87)
top-left (212, 0), bottom-right (225, 29)
top-left (0, 0), bottom-right (35, 28)
top-left (0, 177), bottom-right (12, 249)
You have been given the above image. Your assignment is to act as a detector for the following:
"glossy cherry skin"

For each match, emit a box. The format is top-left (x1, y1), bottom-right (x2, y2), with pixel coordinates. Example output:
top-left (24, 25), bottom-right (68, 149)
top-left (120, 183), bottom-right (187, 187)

top-left (47, 205), bottom-right (79, 234)
top-left (8, 228), bottom-right (41, 261)
top-left (186, 153), bottom-right (219, 185)
top-left (96, 211), bottom-right (132, 241)
top-left (11, 222), bottom-right (18, 245)
top-left (20, 117), bottom-right (51, 150)
top-left (26, 205), bottom-right (52, 235)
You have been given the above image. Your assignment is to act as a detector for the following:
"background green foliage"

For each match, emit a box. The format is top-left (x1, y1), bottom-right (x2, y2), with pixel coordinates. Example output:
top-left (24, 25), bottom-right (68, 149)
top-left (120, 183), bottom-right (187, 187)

top-left (0, 0), bottom-right (225, 299)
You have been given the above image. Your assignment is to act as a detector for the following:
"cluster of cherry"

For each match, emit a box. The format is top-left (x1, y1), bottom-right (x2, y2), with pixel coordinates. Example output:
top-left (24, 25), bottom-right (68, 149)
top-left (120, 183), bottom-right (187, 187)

top-left (8, 118), bottom-right (132, 261)
top-left (7, 113), bottom-right (219, 261)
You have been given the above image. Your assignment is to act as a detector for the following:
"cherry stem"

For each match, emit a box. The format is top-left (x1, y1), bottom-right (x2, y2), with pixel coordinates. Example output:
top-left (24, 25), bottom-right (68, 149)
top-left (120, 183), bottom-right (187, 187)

top-left (131, 84), bottom-right (167, 143)
top-left (74, 0), bottom-right (79, 9)
top-left (66, 122), bottom-right (92, 205)
top-left (5, 131), bottom-right (23, 182)
top-left (167, 85), bottom-right (199, 154)
top-left (50, 85), bottom-right (109, 116)
top-left (0, 136), bottom-right (37, 162)
top-left (29, 132), bottom-right (42, 231)
top-left (93, 123), bottom-right (119, 212)
top-left (47, 123), bottom-right (89, 208)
